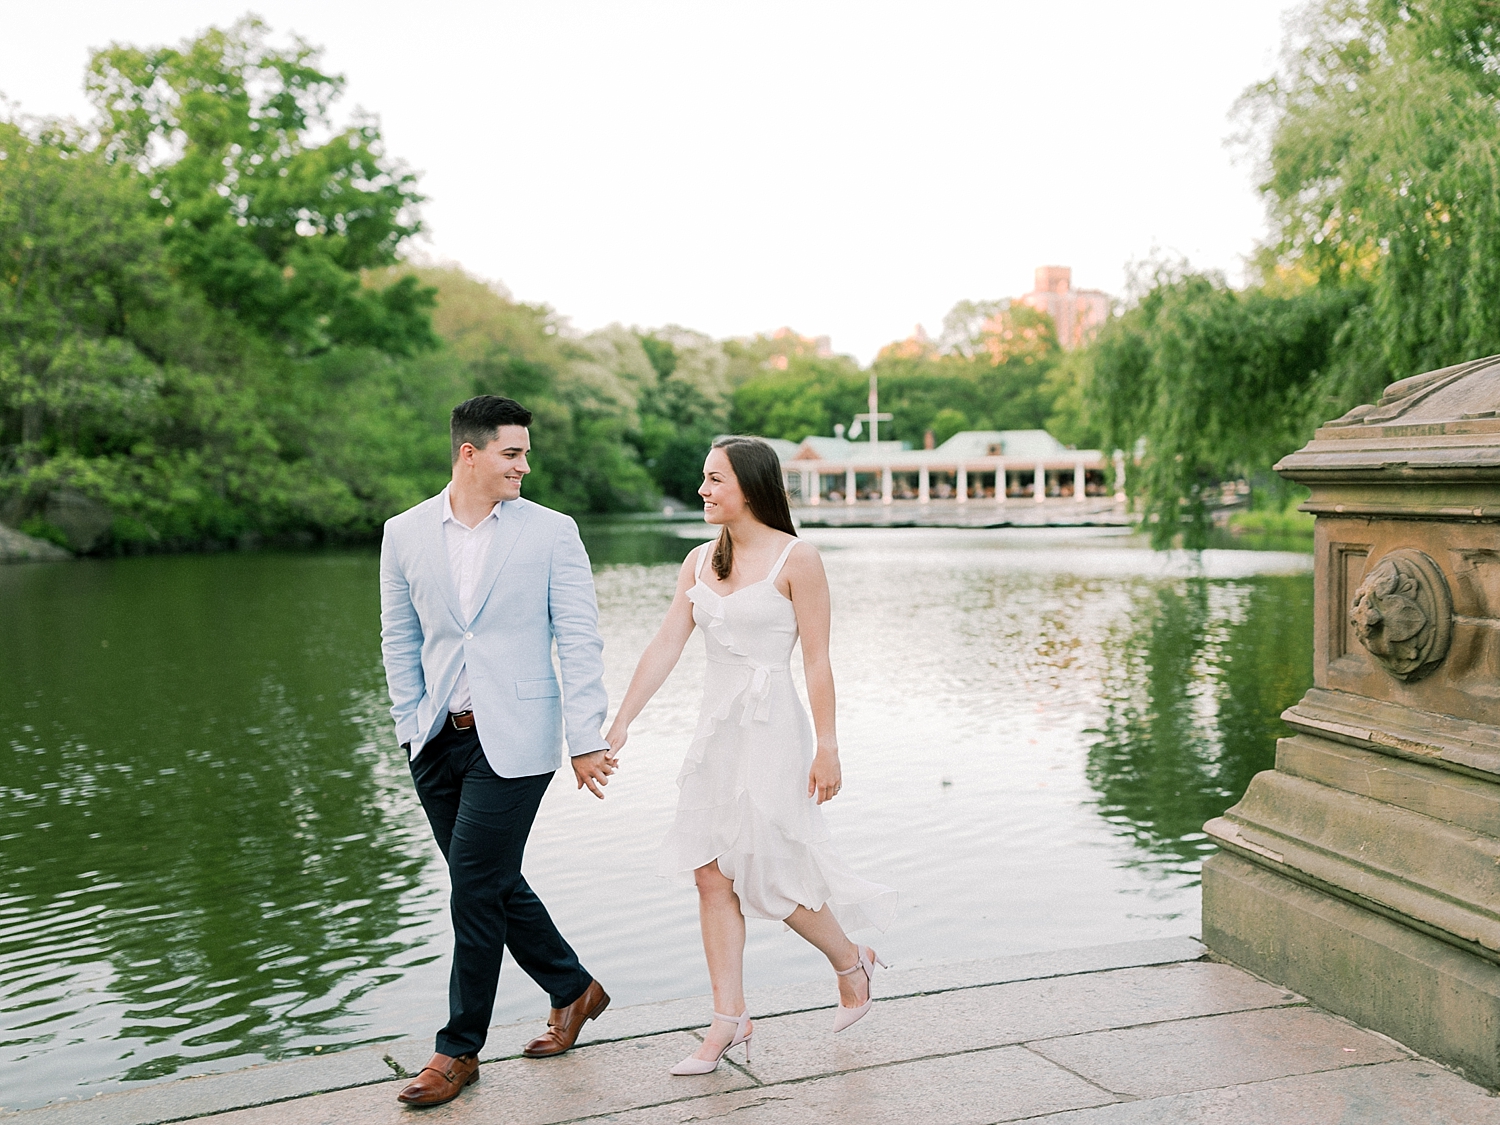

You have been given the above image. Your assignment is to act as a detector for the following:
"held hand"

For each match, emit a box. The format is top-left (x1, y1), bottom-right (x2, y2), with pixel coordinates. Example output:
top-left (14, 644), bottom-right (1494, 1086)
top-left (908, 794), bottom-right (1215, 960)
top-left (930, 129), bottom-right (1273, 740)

top-left (605, 722), bottom-right (629, 758)
top-left (808, 747), bottom-right (843, 805)
top-left (572, 749), bottom-right (618, 800)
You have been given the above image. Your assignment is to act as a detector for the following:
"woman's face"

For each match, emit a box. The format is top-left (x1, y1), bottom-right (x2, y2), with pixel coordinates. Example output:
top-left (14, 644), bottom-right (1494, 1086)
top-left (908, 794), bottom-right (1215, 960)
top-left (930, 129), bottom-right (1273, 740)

top-left (699, 447), bottom-right (746, 525)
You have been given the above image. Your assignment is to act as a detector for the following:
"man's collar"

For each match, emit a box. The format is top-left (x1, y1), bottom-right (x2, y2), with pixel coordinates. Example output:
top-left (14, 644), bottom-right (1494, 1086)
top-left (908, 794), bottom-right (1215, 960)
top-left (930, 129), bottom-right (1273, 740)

top-left (441, 484), bottom-right (504, 529)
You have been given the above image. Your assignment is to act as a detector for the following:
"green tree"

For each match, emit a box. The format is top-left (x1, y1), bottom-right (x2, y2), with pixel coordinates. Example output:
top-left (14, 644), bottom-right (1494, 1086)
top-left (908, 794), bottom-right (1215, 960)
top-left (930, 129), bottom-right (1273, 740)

top-left (373, 267), bottom-right (659, 514)
top-left (2, 19), bottom-right (445, 551)
top-left (1247, 0), bottom-right (1500, 398)
top-left (866, 304), bottom-right (1065, 446)
top-left (1091, 269), bottom-right (1361, 548)
top-left (0, 120), bottom-right (168, 468)
top-left (1084, 0), bottom-right (1500, 547)
top-left (721, 328), bottom-right (837, 387)
top-left (728, 302), bottom-right (1069, 450)
top-left (632, 330), bottom-right (729, 502)
top-left (928, 408), bottom-right (969, 446)
top-left (728, 356), bottom-right (864, 440)
top-left (0, 121), bottom-right (310, 547)
top-left (1041, 347), bottom-right (1105, 450)
top-left (88, 16), bottom-right (433, 356)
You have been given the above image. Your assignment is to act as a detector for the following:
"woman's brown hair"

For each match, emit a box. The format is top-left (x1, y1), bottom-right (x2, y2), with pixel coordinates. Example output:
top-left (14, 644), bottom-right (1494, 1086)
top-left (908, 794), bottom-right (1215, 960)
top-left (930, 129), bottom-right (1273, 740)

top-left (708, 436), bottom-right (798, 581)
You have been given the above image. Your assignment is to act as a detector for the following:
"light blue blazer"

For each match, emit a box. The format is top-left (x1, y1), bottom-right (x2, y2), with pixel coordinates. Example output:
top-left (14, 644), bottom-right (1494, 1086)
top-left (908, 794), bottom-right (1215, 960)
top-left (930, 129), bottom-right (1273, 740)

top-left (379, 493), bottom-right (609, 777)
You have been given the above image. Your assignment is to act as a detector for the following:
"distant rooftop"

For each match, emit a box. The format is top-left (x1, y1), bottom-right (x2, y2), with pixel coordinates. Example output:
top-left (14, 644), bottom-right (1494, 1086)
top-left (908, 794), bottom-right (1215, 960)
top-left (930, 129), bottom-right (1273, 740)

top-left (794, 436), bottom-right (909, 461)
top-left (934, 430), bottom-right (1075, 459)
top-left (720, 430), bottom-right (1099, 467)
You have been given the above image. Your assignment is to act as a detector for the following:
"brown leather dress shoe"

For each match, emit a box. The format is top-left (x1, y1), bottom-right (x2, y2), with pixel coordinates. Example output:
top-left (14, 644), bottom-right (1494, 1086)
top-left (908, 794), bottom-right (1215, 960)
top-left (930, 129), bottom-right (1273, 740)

top-left (395, 1052), bottom-right (479, 1107)
top-left (522, 979), bottom-right (610, 1057)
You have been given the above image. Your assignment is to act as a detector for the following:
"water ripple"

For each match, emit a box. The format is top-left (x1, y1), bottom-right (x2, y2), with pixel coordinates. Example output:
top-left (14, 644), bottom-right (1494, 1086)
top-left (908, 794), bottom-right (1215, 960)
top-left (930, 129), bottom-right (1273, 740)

top-left (0, 531), bottom-right (1311, 1110)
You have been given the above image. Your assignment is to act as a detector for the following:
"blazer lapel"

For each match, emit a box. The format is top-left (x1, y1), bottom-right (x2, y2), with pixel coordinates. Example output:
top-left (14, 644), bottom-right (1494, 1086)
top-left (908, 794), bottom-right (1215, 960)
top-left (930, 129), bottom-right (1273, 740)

top-left (419, 498), bottom-right (465, 629)
top-left (468, 498), bottom-right (532, 623)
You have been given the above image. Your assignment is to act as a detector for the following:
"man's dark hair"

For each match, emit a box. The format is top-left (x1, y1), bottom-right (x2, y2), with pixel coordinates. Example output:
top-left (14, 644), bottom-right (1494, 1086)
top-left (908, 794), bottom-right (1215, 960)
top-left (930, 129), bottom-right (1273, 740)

top-left (451, 396), bottom-right (533, 462)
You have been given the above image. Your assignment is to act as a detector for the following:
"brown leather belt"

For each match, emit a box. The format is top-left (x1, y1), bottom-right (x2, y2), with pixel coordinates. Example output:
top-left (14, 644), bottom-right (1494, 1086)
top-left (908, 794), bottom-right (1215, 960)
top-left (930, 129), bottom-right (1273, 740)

top-left (449, 710), bottom-right (476, 731)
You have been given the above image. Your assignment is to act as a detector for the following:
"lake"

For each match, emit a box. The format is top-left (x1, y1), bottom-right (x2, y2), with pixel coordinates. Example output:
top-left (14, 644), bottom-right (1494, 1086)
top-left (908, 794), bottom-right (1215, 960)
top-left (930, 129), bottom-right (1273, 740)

top-left (0, 523), bottom-right (1313, 1110)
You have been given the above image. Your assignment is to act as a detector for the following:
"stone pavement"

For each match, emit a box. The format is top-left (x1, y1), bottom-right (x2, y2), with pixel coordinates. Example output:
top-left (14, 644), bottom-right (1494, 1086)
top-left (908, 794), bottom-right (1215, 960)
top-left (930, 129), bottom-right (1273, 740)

top-left (9, 937), bottom-right (1498, 1125)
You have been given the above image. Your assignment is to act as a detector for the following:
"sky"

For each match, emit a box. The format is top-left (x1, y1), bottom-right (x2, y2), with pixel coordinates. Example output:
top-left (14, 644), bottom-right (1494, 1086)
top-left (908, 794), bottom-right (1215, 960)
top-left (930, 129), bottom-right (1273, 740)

top-left (1, 1), bottom-right (1302, 363)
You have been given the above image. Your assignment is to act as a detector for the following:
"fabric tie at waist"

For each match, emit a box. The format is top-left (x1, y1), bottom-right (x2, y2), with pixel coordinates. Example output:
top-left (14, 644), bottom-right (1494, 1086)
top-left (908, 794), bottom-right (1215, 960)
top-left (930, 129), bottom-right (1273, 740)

top-left (706, 655), bottom-right (787, 725)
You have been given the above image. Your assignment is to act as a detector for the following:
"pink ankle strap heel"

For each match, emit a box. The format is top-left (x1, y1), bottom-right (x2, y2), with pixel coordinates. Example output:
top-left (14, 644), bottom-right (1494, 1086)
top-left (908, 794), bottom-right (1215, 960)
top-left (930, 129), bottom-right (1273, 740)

top-left (670, 1010), bottom-right (753, 1075)
top-left (833, 945), bottom-right (888, 1032)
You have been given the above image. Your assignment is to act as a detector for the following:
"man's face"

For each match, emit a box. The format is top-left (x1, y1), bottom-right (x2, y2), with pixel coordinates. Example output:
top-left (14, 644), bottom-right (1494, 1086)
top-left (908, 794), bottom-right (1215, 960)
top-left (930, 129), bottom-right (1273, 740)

top-left (461, 425), bottom-right (531, 501)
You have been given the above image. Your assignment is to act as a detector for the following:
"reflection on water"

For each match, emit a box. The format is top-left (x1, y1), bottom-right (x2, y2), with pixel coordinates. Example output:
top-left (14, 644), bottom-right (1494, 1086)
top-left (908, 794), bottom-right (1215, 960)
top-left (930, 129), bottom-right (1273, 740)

top-left (0, 525), bottom-right (1311, 1109)
top-left (0, 554), bottom-right (438, 1104)
top-left (1086, 577), bottom-right (1313, 877)
top-left (572, 516), bottom-right (702, 568)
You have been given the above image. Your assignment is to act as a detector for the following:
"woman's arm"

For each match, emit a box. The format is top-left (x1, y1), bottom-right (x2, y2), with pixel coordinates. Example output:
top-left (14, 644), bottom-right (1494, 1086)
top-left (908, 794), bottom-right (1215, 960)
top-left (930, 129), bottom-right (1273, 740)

top-left (605, 547), bottom-right (701, 755)
top-left (783, 543), bottom-right (842, 804)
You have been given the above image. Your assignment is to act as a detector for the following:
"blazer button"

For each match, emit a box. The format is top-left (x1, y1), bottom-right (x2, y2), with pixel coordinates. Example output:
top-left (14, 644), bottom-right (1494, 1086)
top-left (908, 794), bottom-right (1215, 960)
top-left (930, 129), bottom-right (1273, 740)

top-left (465, 631), bottom-right (474, 640)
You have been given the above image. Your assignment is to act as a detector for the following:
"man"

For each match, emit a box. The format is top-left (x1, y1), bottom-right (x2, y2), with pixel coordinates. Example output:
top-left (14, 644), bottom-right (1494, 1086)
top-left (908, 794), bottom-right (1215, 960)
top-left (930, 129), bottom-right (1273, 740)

top-left (379, 395), bottom-right (619, 1108)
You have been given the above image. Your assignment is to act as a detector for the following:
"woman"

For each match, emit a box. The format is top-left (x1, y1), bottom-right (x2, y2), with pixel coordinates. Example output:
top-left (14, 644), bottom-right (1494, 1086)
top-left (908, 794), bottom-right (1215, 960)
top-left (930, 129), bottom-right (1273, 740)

top-left (606, 436), bottom-right (896, 1075)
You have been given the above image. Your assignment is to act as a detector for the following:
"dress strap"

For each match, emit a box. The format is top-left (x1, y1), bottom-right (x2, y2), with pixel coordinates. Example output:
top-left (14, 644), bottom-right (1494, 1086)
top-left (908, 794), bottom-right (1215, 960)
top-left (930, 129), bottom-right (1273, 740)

top-left (695, 540), bottom-right (713, 580)
top-left (765, 537), bottom-right (801, 584)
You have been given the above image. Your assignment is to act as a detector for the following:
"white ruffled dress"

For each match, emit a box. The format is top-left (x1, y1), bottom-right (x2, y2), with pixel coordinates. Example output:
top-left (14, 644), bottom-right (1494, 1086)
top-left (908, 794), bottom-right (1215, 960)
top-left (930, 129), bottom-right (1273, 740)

top-left (658, 539), bottom-right (896, 933)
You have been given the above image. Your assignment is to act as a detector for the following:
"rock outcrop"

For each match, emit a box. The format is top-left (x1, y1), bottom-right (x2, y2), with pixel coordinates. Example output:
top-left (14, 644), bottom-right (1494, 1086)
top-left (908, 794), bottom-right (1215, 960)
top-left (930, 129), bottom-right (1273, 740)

top-left (0, 523), bottom-right (73, 563)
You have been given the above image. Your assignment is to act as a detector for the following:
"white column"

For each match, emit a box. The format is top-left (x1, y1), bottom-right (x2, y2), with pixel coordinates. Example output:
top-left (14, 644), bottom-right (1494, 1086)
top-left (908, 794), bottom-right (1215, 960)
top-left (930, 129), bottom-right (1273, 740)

top-left (881, 466), bottom-right (893, 505)
top-left (1074, 461), bottom-right (1086, 503)
top-left (1113, 450), bottom-right (1126, 503)
top-left (956, 465), bottom-right (968, 504)
top-left (918, 465), bottom-right (930, 503)
top-left (996, 460), bottom-right (1006, 504)
top-left (845, 465), bottom-right (857, 505)
top-left (1035, 462), bottom-right (1046, 502)
top-left (806, 469), bottom-right (820, 506)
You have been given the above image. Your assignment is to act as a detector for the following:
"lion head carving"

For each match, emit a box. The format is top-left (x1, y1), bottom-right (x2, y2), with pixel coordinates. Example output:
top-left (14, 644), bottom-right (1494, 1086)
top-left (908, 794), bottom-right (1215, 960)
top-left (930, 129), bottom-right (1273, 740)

top-left (1348, 549), bottom-right (1452, 681)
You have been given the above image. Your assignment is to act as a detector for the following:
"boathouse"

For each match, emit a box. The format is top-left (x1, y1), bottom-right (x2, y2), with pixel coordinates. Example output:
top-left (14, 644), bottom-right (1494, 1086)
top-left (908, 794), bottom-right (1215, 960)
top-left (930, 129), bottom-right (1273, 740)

top-left (757, 430), bottom-right (1120, 506)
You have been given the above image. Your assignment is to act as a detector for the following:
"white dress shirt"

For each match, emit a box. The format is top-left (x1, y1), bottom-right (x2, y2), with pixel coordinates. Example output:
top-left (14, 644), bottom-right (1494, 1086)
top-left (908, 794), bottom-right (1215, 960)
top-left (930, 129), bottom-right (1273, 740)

top-left (441, 485), bottom-right (503, 713)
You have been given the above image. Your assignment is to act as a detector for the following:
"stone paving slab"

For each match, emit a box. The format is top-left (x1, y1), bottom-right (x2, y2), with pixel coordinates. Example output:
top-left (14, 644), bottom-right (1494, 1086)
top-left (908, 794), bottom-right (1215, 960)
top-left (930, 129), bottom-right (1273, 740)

top-left (383, 936), bottom-right (1213, 1079)
top-left (839, 934), bottom-right (1209, 1000)
top-left (1030, 1005), bottom-right (1409, 1099)
top-left (1040, 1060), bottom-right (1500, 1124)
top-left (0, 1049), bottom-right (401, 1125)
top-left (737, 960), bottom-right (1295, 1086)
top-left (197, 1033), bottom-right (754, 1125)
top-left (0, 937), bottom-right (1202, 1124)
top-left (598, 1046), bottom-right (1120, 1125)
top-left (7, 935), bottom-right (1494, 1125)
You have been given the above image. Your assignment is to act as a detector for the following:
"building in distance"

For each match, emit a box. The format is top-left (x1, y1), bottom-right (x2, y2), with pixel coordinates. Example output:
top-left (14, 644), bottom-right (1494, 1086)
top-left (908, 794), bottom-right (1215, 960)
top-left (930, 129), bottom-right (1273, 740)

top-left (761, 429), bottom-right (1115, 506)
top-left (1013, 266), bottom-right (1109, 350)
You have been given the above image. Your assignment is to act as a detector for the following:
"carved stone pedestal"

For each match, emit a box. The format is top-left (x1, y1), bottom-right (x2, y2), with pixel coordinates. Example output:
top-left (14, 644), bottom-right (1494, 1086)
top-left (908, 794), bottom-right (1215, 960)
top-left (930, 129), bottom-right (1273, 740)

top-left (1202, 356), bottom-right (1500, 1085)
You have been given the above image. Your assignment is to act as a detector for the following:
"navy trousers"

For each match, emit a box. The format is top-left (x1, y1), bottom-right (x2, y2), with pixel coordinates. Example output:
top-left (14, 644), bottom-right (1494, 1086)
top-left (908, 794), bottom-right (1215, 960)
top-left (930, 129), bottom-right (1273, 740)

top-left (408, 721), bottom-right (593, 1057)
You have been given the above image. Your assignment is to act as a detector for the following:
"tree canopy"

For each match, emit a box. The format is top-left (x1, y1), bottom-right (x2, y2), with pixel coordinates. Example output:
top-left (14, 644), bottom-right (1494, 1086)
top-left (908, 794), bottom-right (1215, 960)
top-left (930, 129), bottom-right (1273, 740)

top-left (728, 304), bottom-right (1088, 450)
top-left (0, 21), bottom-right (444, 551)
top-left (1250, 0), bottom-right (1500, 397)
top-left (20, 3), bottom-right (1498, 554)
top-left (88, 17), bottom-right (433, 356)
top-left (1091, 269), bottom-right (1361, 546)
top-left (1092, 0), bottom-right (1500, 543)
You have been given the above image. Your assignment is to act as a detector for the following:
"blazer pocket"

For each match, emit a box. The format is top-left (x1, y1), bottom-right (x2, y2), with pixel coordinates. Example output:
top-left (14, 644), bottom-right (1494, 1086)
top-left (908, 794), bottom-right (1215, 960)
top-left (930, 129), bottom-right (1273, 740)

top-left (516, 677), bottom-right (561, 700)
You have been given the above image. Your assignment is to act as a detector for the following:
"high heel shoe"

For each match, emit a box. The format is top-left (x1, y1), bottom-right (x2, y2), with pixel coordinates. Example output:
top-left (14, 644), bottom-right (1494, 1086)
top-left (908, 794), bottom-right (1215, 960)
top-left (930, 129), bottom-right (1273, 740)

top-left (669, 1010), bottom-right (753, 1075)
top-left (832, 945), bottom-right (888, 1033)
